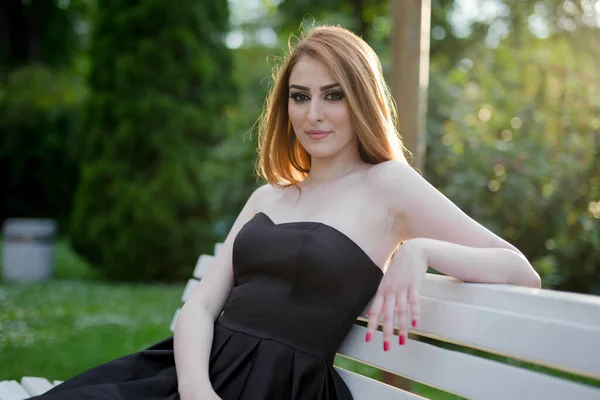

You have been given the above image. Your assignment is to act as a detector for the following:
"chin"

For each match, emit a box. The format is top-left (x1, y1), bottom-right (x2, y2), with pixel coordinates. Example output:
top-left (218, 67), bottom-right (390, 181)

top-left (301, 142), bottom-right (340, 158)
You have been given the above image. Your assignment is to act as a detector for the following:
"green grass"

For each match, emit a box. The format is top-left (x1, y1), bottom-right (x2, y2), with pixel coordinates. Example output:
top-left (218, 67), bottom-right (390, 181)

top-left (0, 280), bottom-right (184, 380)
top-left (0, 238), bottom-right (184, 380)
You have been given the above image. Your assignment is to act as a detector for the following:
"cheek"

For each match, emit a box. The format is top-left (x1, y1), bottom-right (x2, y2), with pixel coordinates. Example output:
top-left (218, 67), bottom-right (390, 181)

top-left (330, 105), bottom-right (352, 131)
top-left (288, 103), bottom-right (303, 127)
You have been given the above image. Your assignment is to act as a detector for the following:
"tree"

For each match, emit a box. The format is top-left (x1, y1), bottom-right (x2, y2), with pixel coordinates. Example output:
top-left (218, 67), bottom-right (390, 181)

top-left (425, 0), bottom-right (600, 293)
top-left (70, 0), bottom-right (236, 281)
top-left (277, 0), bottom-right (388, 41)
top-left (0, 66), bottom-right (86, 224)
top-left (0, 0), bottom-right (85, 72)
top-left (0, 0), bottom-right (89, 225)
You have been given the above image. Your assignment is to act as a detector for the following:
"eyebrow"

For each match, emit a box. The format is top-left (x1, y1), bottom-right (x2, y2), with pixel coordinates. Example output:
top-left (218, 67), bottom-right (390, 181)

top-left (289, 83), bottom-right (340, 91)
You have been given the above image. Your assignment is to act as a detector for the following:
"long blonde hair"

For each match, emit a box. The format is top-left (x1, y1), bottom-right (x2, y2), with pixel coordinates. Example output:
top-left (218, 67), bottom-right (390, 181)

top-left (256, 25), bottom-right (408, 186)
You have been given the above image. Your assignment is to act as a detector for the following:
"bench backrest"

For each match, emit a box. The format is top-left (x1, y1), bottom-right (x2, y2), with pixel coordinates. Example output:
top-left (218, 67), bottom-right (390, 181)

top-left (171, 244), bottom-right (600, 400)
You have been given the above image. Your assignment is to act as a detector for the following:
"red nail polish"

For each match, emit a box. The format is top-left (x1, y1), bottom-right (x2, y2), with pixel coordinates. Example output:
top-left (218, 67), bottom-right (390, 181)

top-left (365, 332), bottom-right (372, 342)
top-left (400, 335), bottom-right (406, 345)
top-left (384, 341), bottom-right (390, 352)
top-left (412, 320), bottom-right (417, 328)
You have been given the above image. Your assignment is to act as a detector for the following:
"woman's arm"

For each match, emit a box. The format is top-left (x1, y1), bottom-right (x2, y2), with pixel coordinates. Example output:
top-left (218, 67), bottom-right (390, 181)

top-left (405, 237), bottom-right (540, 287)
top-left (365, 162), bottom-right (541, 352)
top-left (373, 160), bottom-right (541, 288)
top-left (174, 184), bottom-right (271, 398)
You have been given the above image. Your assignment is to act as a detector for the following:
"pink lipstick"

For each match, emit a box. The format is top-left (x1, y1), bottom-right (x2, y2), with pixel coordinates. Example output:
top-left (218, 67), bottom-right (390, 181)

top-left (306, 130), bottom-right (330, 140)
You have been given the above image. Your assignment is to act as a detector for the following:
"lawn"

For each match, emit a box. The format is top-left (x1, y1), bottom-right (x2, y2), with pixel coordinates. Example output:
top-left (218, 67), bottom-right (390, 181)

top-left (0, 280), bottom-right (183, 380)
top-left (0, 239), bottom-right (461, 398)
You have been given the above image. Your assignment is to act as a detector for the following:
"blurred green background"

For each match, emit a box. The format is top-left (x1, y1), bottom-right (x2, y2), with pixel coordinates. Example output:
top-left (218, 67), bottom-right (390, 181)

top-left (1, 0), bottom-right (598, 398)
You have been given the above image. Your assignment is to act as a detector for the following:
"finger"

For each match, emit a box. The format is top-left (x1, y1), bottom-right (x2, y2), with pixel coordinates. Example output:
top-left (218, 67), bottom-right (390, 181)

top-left (365, 294), bottom-right (384, 343)
top-left (396, 290), bottom-right (409, 346)
top-left (408, 287), bottom-right (420, 329)
top-left (382, 294), bottom-right (396, 351)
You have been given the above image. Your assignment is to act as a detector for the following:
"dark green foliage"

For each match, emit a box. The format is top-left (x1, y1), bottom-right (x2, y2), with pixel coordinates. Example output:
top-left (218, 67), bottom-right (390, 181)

top-left (537, 162), bottom-right (600, 294)
top-left (70, 0), bottom-right (236, 281)
top-left (0, 0), bottom-right (81, 71)
top-left (0, 0), bottom-right (87, 226)
top-left (0, 66), bottom-right (86, 226)
top-left (200, 45), bottom-right (277, 229)
top-left (424, 17), bottom-right (600, 294)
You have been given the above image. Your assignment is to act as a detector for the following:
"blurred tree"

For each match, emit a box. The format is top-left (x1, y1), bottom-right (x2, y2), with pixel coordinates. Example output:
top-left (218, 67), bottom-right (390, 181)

top-left (0, 66), bottom-right (86, 224)
top-left (70, 0), bottom-right (236, 281)
top-left (276, 0), bottom-right (471, 72)
top-left (277, 0), bottom-right (387, 41)
top-left (200, 45), bottom-right (274, 229)
top-left (0, 0), bottom-right (87, 71)
top-left (425, 0), bottom-right (600, 293)
top-left (199, 2), bottom-right (291, 230)
top-left (0, 0), bottom-right (91, 225)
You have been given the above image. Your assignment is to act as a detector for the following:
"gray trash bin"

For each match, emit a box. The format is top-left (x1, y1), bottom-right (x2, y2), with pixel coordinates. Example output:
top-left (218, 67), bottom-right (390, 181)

top-left (2, 218), bottom-right (57, 282)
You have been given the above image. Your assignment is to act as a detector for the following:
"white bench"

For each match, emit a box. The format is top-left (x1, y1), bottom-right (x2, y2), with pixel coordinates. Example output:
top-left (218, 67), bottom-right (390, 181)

top-left (3, 243), bottom-right (600, 399)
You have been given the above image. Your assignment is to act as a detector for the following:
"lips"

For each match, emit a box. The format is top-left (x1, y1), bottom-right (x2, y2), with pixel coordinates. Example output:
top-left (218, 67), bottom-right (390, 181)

top-left (306, 130), bottom-right (330, 140)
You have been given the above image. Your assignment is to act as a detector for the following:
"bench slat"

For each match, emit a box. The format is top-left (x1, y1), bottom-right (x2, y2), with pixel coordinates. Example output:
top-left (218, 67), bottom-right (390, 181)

top-left (384, 296), bottom-right (600, 378)
top-left (214, 243), bottom-right (223, 257)
top-left (170, 308), bottom-right (181, 332)
top-left (193, 255), bottom-right (214, 279)
top-left (0, 381), bottom-right (30, 400)
top-left (20, 377), bottom-right (53, 397)
top-left (421, 274), bottom-right (600, 329)
top-left (181, 278), bottom-right (200, 302)
top-left (338, 325), bottom-right (600, 400)
top-left (334, 367), bottom-right (423, 399)
top-left (357, 274), bottom-right (600, 379)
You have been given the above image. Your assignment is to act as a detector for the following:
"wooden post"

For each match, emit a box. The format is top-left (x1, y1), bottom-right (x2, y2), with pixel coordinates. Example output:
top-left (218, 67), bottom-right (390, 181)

top-left (390, 0), bottom-right (431, 171)
top-left (384, 0), bottom-right (431, 391)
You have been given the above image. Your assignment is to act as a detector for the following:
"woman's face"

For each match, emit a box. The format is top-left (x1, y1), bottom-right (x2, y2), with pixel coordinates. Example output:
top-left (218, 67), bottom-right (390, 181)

top-left (287, 56), bottom-right (357, 159)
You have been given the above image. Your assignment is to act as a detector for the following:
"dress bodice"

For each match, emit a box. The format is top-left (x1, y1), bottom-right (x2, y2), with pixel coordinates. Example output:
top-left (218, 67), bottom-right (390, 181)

top-left (217, 212), bottom-right (383, 362)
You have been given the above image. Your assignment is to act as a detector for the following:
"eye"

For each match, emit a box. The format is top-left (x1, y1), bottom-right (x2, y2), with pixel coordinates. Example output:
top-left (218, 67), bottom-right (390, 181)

top-left (289, 92), bottom-right (309, 103)
top-left (325, 91), bottom-right (344, 101)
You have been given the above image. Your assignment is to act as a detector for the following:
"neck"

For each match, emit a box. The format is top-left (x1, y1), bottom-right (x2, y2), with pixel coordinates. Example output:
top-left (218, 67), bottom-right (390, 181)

top-left (303, 147), bottom-right (365, 185)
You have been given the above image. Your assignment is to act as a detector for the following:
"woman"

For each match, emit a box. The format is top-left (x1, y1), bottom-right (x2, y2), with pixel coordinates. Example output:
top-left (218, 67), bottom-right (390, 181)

top-left (35, 25), bottom-right (541, 400)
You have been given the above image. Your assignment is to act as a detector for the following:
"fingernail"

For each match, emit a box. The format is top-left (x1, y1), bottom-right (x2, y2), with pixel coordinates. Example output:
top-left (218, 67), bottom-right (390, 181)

top-left (412, 320), bottom-right (417, 328)
top-left (384, 341), bottom-right (390, 352)
top-left (365, 332), bottom-right (372, 342)
top-left (400, 335), bottom-right (406, 345)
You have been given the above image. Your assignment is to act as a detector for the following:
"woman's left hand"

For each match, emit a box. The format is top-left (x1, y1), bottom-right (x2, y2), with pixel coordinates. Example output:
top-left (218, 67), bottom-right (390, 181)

top-left (365, 238), bottom-right (428, 351)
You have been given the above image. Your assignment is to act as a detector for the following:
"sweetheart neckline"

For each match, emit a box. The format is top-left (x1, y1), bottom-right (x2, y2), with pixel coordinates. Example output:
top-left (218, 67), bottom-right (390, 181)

top-left (253, 212), bottom-right (384, 276)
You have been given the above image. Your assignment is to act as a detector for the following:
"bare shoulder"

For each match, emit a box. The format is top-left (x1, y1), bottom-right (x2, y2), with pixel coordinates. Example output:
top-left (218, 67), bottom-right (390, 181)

top-left (225, 183), bottom-right (283, 232)
top-left (248, 183), bottom-right (287, 211)
top-left (366, 160), bottom-right (424, 203)
top-left (368, 159), bottom-right (420, 180)
top-left (251, 183), bottom-right (277, 199)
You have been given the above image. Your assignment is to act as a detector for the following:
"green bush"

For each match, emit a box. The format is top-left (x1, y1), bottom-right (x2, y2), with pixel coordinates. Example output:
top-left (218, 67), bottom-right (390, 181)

top-left (537, 165), bottom-right (600, 294)
top-left (425, 37), bottom-right (599, 294)
top-left (70, 1), bottom-right (236, 281)
top-left (0, 65), bottom-right (86, 226)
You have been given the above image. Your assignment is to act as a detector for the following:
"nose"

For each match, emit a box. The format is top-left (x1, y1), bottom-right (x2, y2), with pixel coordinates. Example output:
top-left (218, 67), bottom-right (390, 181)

top-left (307, 98), bottom-right (323, 123)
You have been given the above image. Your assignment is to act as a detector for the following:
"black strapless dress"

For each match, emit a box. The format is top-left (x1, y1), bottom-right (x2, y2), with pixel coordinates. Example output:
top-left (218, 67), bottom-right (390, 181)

top-left (33, 212), bottom-right (383, 400)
